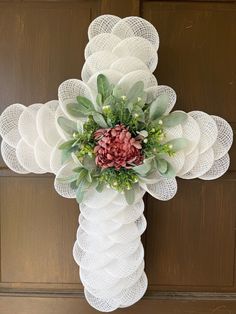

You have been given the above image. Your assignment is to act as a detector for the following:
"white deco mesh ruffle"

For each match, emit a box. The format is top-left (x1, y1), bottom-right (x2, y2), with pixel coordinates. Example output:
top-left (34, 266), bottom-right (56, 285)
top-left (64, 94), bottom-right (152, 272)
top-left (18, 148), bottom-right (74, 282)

top-left (83, 15), bottom-right (160, 95)
top-left (199, 153), bottom-right (230, 180)
top-left (145, 85), bottom-right (177, 108)
top-left (0, 100), bottom-right (65, 174)
top-left (18, 103), bottom-right (42, 146)
top-left (54, 161), bottom-right (77, 198)
top-left (34, 137), bottom-right (53, 173)
top-left (173, 111), bottom-right (233, 180)
top-left (36, 100), bottom-right (62, 146)
top-left (141, 178), bottom-right (177, 201)
top-left (117, 70), bottom-right (157, 94)
top-left (0, 103), bottom-right (25, 148)
top-left (16, 139), bottom-right (46, 174)
top-left (188, 111), bottom-right (218, 154)
top-left (88, 15), bottom-right (159, 48)
top-left (73, 187), bottom-right (148, 312)
top-left (1, 140), bottom-right (29, 174)
top-left (0, 14), bottom-right (233, 313)
top-left (211, 115), bottom-right (233, 160)
top-left (58, 79), bottom-right (94, 120)
top-left (112, 37), bottom-right (158, 73)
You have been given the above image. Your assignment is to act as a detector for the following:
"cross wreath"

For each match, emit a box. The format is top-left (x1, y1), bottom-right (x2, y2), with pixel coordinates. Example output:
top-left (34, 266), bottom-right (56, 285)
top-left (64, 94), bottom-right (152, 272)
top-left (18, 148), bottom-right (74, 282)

top-left (0, 15), bottom-right (233, 312)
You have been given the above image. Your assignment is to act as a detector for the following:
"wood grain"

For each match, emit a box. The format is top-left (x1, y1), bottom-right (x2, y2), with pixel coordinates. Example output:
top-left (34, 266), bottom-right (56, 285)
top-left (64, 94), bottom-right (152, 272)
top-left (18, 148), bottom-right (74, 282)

top-left (0, 1), bottom-right (99, 109)
top-left (0, 177), bottom-right (80, 285)
top-left (145, 179), bottom-right (236, 290)
top-left (143, 0), bottom-right (236, 294)
top-left (143, 1), bottom-right (236, 123)
top-left (0, 0), bottom-right (236, 312)
top-left (101, 0), bottom-right (140, 16)
top-left (1, 294), bottom-right (236, 314)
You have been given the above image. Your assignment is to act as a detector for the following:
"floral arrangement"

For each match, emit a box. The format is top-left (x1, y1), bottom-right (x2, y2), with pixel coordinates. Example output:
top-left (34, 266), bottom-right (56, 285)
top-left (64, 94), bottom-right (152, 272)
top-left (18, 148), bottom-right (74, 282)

top-left (0, 14), bottom-right (233, 313)
top-left (57, 74), bottom-right (188, 204)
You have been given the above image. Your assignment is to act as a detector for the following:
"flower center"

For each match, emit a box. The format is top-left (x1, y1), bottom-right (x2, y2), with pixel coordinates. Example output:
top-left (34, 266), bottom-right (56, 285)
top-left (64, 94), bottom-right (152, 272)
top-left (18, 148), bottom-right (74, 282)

top-left (94, 124), bottom-right (143, 170)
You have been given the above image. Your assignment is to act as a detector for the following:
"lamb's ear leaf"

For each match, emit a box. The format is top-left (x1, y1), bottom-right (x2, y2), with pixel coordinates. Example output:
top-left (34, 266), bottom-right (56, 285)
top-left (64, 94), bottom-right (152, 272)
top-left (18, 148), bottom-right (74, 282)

top-left (96, 93), bottom-right (103, 107)
top-left (76, 96), bottom-right (94, 110)
top-left (97, 74), bottom-right (111, 100)
top-left (162, 112), bottom-right (188, 128)
top-left (77, 120), bottom-right (84, 133)
top-left (92, 112), bottom-right (108, 128)
top-left (58, 139), bottom-right (76, 150)
top-left (165, 138), bottom-right (189, 151)
top-left (124, 188), bottom-right (135, 205)
top-left (66, 103), bottom-right (88, 117)
top-left (56, 173), bottom-right (78, 183)
top-left (162, 162), bottom-right (176, 178)
top-left (83, 155), bottom-right (97, 171)
top-left (133, 157), bottom-right (154, 176)
top-left (70, 180), bottom-right (78, 190)
top-left (156, 158), bottom-right (168, 174)
top-left (61, 149), bottom-right (71, 164)
top-left (73, 167), bottom-right (84, 174)
top-left (96, 181), bottom-right (105, 193)
top-left (149, 94), bottom-right (169, 120)
top-left (127, 81), bottom-right (145, 103)
top-left (76, 180), bottom-right (86, 203)
top-left (104, 95), bottom-right (116, 107)
top-left (113, 85), bottom-right (124, 98)
top-left (57, 117), bottom-right (77, 135)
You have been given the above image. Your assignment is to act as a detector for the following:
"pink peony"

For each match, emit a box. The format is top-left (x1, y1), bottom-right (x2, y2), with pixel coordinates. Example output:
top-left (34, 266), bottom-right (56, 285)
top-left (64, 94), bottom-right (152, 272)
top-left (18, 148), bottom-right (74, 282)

top-left (94, 124), bottom-right (143, 170)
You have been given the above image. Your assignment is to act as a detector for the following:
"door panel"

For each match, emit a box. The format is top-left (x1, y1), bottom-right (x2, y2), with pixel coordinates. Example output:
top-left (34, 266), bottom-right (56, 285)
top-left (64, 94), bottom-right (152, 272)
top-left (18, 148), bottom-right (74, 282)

top-left (143, 0), bottom-right (236, 295)
top-left (0, 176), bottom-right (79, 285)
top-left (146, 179), bottom-right (236, 290)
top-left (0, 0), bottom-right (236, 313)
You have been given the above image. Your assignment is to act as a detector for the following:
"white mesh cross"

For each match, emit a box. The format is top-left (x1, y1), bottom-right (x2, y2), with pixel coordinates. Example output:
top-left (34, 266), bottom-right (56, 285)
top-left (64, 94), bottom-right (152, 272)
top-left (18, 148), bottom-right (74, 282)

top-left (0, 14), bottom-right (233, 313)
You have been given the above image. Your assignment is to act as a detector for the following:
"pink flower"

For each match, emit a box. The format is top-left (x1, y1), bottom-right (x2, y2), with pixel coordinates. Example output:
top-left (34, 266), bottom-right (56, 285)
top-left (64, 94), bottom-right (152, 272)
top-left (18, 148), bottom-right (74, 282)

top-left (94, 124), bottom-right (143, 170)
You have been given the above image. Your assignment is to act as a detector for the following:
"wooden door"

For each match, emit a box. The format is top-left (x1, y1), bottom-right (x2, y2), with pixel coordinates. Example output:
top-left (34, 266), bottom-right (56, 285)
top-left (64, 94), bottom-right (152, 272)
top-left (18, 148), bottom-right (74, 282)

top-left (0, 1), bottom-right (236, 313)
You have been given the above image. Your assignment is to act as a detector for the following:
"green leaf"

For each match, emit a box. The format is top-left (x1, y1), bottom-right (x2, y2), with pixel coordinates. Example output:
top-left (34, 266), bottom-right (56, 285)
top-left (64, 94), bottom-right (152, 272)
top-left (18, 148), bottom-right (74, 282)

top-left (127, 102), bottom-right (134, 113)
top-left (103, 95), bottom-right (116, 107)
top-left (76, 96), bottom-right (94, 110)
top-left (61, 149), bottom-right (71, 164)
top-left (127, 81), bottom-right (144, 103)
top-left (83, 155), bottom-right (97, 171)
top-left (86, 171), bottom-right (92, 183)
top-left (73, 166), bottom-right (84, 173)
top-left (112, 85), bottom-right (123, 98)
top-left (138, 172), bottom-right (159, 184)
top-left (70, 180), bottom-right (78, 190)
top-left (149, 94), bottom-right (169, 120)
top-left (132, 105), bottom-right (145, 122)
top-left (56, 173), bottom-right (78, 183)
top-left (92, 112), bottom-right (108, 128)
top-left (77, 120), bottom-right (84, 133)
top-left (162, 111), bottom-right (188, 128)
top-left (58, 139), bottom-right (76, 150)
top-left (156, 158), bottom-right (168, 174)
top-left (165, 138), bottom-right (189, 151)
top-left (76, 179), bottom-right (86, 203)
top-left (97, 74), bottom-right (111, 101)
top-left (67, 103), bottom-right (88, 117)
top-left (133, 158), bottom-right (154, 176)
top-left (89, 179), bottom-right (99, 189)
top-left (162, 162), bottom-right (176, 178)
top-left (96, 93), bottom-right (103, 107)
top-left (57, 117), bottom-right (77, 135)
top-left (133, 163), bottom-right (151, 176)
top-left (124, 188), bottom-right (135, 205)
top-left (96, 181), bottom-right (105, 193)
top-left (70, 153), bottom-right (83, 168)
top-left (76, 168), bottom-right (88, 184)
top-left (75, 169), bottom-right (93, 201)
